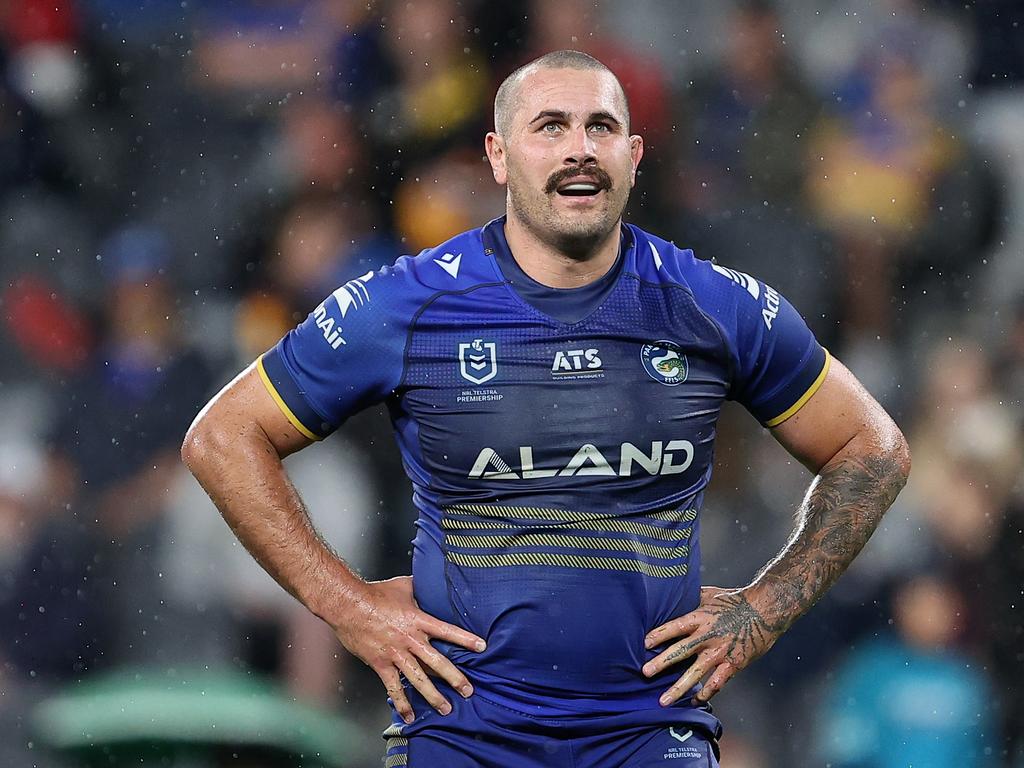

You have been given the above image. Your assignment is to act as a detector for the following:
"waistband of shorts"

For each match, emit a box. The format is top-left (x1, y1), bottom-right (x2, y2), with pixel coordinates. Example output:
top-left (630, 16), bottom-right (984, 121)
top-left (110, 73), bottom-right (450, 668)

top-left (394, 680), bottom-right (724, 747)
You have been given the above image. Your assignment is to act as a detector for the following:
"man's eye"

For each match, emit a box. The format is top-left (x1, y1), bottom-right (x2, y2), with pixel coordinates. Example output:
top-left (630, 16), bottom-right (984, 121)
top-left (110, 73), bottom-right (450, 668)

top-left (542, 122), bottom-right (563, 133)
top-left (589, 123), bottom-right (611, 133)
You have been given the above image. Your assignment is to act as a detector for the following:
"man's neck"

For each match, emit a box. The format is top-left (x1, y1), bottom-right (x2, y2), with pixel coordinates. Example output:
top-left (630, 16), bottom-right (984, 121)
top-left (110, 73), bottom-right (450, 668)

top-left (503, 214), bottom-right (621, 289)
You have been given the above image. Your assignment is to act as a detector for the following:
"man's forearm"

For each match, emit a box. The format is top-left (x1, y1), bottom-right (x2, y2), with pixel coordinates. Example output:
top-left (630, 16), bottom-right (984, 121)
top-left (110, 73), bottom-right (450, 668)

top-left (181, 417), bottom-right (362, 627)
top-left (744, 436), bottom-right (910, 633)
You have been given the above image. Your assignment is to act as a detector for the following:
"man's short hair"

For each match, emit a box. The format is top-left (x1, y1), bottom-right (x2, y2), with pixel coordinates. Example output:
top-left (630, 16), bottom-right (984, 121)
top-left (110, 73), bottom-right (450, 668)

top-left (493, 50), bottom-right (630, 136)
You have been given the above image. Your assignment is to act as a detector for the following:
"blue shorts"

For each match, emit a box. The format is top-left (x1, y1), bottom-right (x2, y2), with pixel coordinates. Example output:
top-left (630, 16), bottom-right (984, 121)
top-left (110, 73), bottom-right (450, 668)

top-left (381, 684), bottom-right (722, 768)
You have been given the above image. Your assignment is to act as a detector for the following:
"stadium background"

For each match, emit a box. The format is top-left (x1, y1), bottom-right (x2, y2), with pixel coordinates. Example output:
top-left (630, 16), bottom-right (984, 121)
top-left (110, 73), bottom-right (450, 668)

top-left (0, 0), bottom-right (1022, 766)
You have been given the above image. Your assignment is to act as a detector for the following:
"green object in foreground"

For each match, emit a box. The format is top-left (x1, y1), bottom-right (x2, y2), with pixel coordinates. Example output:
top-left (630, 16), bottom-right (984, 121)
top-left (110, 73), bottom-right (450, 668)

top-left (31, 667), bottom-right (366, 767)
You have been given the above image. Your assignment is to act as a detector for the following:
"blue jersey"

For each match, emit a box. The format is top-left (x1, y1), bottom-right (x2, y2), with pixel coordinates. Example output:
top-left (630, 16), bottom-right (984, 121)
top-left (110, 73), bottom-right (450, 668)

top-left (259, 216), bottom-right (829, 722)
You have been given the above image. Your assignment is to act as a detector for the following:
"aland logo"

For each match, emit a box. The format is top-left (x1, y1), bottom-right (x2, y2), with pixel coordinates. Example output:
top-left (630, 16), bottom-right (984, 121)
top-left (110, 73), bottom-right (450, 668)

top-left (641, 340), bottom-right (687, 386)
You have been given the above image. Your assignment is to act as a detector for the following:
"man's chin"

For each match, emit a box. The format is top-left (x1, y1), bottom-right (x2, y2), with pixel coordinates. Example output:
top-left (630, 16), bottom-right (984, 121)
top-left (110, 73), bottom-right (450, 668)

top-left (556, 203), bottom-right (618, 233)
top-left (547, 213), bottom-right (619, 253)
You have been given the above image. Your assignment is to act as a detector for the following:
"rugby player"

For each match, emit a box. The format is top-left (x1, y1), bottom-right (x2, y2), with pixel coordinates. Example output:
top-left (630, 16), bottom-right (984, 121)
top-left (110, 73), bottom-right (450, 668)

top-left (182, 50), bottom-right (910, 766)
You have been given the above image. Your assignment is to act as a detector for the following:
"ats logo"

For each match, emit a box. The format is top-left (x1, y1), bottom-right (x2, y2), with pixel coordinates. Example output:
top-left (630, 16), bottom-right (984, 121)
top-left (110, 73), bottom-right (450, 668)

top-left (551, 348), bottom-right (603, 380)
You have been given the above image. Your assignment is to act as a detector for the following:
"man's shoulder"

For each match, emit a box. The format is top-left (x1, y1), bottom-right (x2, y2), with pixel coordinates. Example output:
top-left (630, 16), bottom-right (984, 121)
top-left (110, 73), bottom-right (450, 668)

top-left (625, 223), bottom-right (770, 321)
top-left (378, 224), bottom-right (500, 295)
top-left (334, 224), bottom-right (501, 323)
top-left (625, 223), bottom-right (709, 292)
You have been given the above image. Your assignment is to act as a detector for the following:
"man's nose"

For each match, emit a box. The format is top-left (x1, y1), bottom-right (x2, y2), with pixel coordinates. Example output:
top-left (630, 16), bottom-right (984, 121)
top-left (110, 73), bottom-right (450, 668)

top-left (564, 125), bottom-right (597, 166)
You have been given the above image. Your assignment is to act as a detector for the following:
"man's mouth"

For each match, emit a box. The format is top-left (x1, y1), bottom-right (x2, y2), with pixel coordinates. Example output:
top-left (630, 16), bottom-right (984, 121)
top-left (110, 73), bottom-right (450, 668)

top-left (546, 167), bottom-right (613, 197)
top-left (556, 180), bottom-right (603, 197)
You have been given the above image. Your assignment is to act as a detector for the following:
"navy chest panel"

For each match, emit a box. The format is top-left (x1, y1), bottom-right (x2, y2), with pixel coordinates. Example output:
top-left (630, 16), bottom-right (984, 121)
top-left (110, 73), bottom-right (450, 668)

top-left (399, 278), bottom-right (730, 510)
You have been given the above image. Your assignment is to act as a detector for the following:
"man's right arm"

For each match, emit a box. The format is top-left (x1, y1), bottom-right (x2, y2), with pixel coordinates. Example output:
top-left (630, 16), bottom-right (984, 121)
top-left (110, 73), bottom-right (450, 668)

top-left (181, 362), bottom-right (485, 722)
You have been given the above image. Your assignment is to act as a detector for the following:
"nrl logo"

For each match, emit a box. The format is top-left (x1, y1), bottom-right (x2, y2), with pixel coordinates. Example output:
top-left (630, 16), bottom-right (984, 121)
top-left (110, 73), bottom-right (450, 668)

top-left (458, 338), bottom-right (497, 385)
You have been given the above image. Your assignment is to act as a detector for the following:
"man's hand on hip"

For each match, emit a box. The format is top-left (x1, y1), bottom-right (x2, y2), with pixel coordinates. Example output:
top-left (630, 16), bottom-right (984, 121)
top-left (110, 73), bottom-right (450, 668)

top-left (332, 575), bottom-right (486, 723)
top-left (641, 585), bottom-right (782, 706)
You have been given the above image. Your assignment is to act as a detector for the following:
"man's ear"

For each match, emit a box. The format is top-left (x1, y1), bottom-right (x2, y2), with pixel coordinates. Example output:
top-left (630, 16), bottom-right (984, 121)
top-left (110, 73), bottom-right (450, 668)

top-left (629, 134), bottom-right (644, 187)
top-left (485, 132), bottom-right (508, 185)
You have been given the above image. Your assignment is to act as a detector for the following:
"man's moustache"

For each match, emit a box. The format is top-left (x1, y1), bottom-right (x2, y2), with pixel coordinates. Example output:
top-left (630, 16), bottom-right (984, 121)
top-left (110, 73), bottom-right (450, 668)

top-left (544, 167), bottom-right (613, 194)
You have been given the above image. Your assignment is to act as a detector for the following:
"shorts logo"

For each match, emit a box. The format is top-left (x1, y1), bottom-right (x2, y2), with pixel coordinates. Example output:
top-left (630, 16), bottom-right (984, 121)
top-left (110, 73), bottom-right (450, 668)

top-left (459, 339), bottom-right (497, 385)
top-left (641, 341), bottom-right (687, 386)
top-left (663, 727), bottom-right (702, 760)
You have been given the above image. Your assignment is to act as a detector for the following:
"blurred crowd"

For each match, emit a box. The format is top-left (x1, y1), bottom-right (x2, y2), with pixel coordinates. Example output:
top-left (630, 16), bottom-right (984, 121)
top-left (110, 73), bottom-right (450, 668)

top-left (0, 0), bottom-right (1022, 766)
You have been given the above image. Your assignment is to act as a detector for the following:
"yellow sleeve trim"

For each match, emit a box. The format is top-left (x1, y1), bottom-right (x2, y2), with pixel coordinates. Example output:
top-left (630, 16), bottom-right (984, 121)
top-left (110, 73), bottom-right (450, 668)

top-left (764, 349), bottom-right (832, 428)
top-left (256, 354), bottom-right (322, 442)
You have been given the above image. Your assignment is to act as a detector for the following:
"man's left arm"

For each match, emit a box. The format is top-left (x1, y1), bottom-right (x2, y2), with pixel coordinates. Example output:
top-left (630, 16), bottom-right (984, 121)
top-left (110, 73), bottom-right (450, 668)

top-left (642, 357), bottom-right (911, 705)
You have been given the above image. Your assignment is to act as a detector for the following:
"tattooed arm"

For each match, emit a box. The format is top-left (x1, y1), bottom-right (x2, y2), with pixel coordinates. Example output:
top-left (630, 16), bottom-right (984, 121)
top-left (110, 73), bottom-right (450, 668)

top-left (642, 358), bottom-right (911, 705)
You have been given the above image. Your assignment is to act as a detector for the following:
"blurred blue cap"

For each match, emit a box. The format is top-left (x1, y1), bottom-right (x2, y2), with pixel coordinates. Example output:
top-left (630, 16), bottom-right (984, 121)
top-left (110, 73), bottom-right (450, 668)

top-left (99, 225), bottom-right (171, 282)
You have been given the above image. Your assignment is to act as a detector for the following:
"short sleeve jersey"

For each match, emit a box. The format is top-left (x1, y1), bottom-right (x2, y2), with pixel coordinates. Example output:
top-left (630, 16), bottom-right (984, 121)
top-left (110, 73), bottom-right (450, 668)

top-left (259, 216), bottom-right (829, 719)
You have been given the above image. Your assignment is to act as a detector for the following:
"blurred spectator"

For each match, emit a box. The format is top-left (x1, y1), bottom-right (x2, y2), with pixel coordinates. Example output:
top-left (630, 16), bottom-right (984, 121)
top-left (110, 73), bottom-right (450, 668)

top-left (807, 52), bottom-right (960, 339)
top-left (987, 495), bottom-right (1024, 765)
top-left (664, 1), bottom-right (836, 344)
top-left (393, 147), bottom-right (505, 251)
top-left (975, 93), bottom-right (1024, 325)
top-left (2, 0), bottom-right (84, 117)
top-left (815, 573), bottom-right (998, 767)
top-left (675, 1), bottom-right (821, 216)
top-left (0, 428), bottom-right (92, 768)
top-left (0, 436), bottom-right (92, 680)
top-left (160, 193), bottom-right (387, 705)
top-left (266, 193), bottom-right (395, 305)
top-left (523, 0), bottom-right (672, 142)
top-left (192, 0), bottom-right (328, 99)
top-left (272, 97), bottom-right (369, 197)
top-left (802, 3), bottom-right (997, 355)
top-left (904, 339), bottom-right (1021, 563)
top-left (161, 335), bottom-right (380, 706)
top-left (799, 0), bottom-right (972, 115)
top-left (43, 225), bottom-right (214, 667)
top-left (3, 275), bottom-right (93, 376)
top-left (344, 0), bottom-right (491, 192)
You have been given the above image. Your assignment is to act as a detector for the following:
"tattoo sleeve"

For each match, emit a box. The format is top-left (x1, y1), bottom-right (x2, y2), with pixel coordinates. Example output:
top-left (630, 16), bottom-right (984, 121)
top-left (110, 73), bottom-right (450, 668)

top-left (747, 448), bottom-right (909, 633)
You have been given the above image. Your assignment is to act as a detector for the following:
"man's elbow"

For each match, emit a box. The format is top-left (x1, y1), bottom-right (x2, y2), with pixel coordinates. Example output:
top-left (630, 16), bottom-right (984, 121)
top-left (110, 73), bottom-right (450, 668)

top-left (882, 422), bottom-right (912, 490)
top-left (181, 410), bottom-right (223, 476)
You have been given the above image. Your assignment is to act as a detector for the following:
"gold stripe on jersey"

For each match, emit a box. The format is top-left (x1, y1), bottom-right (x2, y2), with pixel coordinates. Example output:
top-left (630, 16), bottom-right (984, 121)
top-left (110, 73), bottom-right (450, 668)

top-left (441, 516), bottom-right (693, 542)
top-left (445, 533), bottom-right (689, 561)
top-left (256, 355), bottom-right (322, 442)
top-left (764, 349), bottom-right (832, 427)
top-left (449, 503), bottom-right (697, 525)
top-left (446, 551), bottom-right (688, 579)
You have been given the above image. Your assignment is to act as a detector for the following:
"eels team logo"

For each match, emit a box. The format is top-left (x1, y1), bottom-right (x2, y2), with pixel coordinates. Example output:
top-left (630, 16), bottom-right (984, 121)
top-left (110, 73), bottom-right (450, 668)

top-left (640, 341), bottom-right (688, 386)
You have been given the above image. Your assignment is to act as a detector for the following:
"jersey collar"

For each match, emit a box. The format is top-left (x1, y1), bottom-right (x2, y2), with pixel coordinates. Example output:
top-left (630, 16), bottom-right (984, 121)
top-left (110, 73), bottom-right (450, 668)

top-left (481, 215), bottom-right (633, 325)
